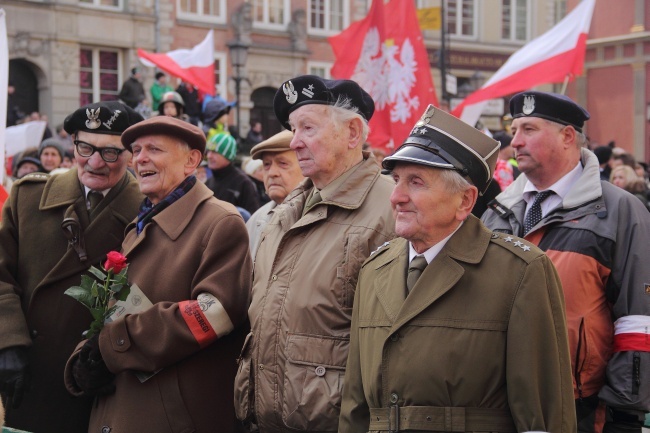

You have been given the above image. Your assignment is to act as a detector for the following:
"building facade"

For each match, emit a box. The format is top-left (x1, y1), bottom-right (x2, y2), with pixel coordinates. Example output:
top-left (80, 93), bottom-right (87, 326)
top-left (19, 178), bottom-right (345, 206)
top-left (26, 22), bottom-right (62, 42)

top-left (6, 0), bottom-right (573, 151)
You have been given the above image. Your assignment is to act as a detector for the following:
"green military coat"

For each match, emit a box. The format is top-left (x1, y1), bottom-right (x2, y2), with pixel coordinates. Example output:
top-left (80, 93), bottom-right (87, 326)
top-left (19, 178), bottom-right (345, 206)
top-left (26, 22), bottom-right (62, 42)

top-left (339, 216), bottom-right (576, 433)
top-left (0, 168), bottom-right (142, 433)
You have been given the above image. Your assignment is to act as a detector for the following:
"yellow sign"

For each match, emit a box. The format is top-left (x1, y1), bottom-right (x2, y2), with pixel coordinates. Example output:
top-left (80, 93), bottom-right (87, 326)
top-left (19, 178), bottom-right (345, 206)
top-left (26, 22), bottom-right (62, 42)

top-left (417, 7), bottom-right (441, 31)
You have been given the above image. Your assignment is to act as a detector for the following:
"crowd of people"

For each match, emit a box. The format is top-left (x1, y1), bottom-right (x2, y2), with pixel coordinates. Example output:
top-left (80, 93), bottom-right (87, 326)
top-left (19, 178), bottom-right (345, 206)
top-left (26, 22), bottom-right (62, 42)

top-left (0, 73), bottom-right (648, 433)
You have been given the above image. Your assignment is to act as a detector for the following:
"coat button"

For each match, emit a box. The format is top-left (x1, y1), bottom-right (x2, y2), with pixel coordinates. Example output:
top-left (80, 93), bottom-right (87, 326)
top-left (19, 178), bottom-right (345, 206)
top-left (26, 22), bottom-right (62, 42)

top-left (117, 338), bottom-right (125, 346)
top-left (390, 333), bottom-right (399, 342)
top-left (390, 393), bottom-right (398, 404)
top-left (31, 329), bottom-right (38, 338)
top-left (101, 426), bottom-right (111, 433)
top-left (259, 364), bottom-right (264, 370)
top-left (315, 366), bottom-right (326, 377)
top-left (271, 275), bottom-right (278, 281)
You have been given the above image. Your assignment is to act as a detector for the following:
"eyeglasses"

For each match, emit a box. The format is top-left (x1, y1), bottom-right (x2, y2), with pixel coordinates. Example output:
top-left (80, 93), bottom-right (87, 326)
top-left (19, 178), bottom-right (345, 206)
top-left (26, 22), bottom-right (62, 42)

top-left (74, 140), bottom-right (126, 163)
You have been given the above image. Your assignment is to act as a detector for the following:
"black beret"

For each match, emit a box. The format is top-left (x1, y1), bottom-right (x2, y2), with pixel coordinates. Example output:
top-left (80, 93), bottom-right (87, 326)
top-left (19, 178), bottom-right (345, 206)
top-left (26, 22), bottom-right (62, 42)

top-left (121, 116), bottom-right (207, 154)
top-left (509, 91), bottom-right (590, 132)
top-left (64, 101), bottom-right (144, 136)
top-left (383, 105), bottom-right (499, 194)
top-left (273, 75), bottom-right (374, 130)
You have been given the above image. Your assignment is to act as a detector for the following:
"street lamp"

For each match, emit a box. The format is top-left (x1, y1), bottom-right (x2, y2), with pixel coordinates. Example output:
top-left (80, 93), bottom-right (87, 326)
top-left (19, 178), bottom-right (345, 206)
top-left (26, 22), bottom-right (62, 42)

top-left (227, 39), bottom-right (250, 142)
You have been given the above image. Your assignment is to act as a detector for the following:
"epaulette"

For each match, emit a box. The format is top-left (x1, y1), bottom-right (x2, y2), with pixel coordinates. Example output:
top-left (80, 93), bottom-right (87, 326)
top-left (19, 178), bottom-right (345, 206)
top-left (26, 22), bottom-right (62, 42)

top-left (488, 231), bottom-right (543, 263)
top-left (362, 241), bottom-right (392, 268)
top-left (19, 173), bottom-right (50, 183)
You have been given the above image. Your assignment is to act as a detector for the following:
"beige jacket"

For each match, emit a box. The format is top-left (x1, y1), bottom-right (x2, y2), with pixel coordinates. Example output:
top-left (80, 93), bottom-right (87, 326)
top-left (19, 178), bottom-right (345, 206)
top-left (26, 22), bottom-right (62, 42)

top-left (234, 154), bottom-right (395, 433)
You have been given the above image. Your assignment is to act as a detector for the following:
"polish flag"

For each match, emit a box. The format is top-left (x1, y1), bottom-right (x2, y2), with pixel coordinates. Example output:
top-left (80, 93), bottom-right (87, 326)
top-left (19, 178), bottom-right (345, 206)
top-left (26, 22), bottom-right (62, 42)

top-left (138, 30), bottom-right (215, 95)
top-left (329, 0), bottom-right (438, 153)
top-left (0, 184), bottom-right (7, 219)
top-left (452, 0), bottom-right (595, 127)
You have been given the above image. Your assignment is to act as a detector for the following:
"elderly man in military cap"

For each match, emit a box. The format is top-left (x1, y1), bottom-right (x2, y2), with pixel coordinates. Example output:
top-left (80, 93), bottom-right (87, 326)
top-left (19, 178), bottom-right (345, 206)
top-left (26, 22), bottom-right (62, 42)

top-left (0, 101), bottom-right (144, 433)
top-left (245, 129), bottom-right (304, 254)
top-left (339, 104), bottom-right (576, 433)
top-left (234, 75), bottom-right (395, 433)
top-left (64, 116), bottom-right (251, 432)
top-left (482, 91), bottom-right (650, 433)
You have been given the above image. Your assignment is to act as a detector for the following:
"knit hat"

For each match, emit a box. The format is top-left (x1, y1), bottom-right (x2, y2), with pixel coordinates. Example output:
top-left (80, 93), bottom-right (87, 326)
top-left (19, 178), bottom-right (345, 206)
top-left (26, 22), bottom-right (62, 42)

top-left (206, 133), bottom-right (237, 161)
top-left (39, 138), bottom-right (65, 159)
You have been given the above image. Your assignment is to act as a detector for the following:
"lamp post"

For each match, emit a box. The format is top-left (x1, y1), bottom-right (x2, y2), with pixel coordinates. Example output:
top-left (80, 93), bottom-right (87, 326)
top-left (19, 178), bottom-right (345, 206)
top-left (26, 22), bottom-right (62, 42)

top-left (227, 39), bottom-right (250, 143)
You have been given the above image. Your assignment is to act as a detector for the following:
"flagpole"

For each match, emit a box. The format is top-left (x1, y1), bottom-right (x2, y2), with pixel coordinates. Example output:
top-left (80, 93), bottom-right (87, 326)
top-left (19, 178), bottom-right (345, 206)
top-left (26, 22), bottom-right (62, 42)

top-left (0, 8), bottom-right (8, 187)
top-left (440, 0), bottom-right (448, 105)
top-left (559, 74), bottom-right (570, 95)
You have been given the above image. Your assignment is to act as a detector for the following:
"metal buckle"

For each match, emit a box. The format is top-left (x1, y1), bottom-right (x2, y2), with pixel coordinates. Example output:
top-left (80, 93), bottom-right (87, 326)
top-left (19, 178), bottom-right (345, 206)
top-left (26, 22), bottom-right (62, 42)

top-left (388, 404), bottom-right (400, 433)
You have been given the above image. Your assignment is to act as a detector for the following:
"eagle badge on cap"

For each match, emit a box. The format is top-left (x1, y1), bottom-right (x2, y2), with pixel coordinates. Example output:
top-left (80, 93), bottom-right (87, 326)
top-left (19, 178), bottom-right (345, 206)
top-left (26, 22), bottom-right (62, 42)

top-left (522, 95), bottom-right (535, 115)
top-left (283, 81), bottom-right (298, 104)
top-left (85, 108), bottom-right (101, 129)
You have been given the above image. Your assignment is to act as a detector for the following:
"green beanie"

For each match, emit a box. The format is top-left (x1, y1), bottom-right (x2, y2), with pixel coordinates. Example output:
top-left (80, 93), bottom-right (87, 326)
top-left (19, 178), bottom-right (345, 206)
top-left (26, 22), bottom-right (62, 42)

top-left (206, 132), bottom-right (237, 161)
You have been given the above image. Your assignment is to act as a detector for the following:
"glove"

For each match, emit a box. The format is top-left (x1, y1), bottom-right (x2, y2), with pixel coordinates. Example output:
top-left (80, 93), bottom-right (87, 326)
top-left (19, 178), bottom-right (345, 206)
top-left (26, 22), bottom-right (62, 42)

top-left (72, 335), bottom-right (115, 396)
top-left (0, 346), bottom-right (30, 409)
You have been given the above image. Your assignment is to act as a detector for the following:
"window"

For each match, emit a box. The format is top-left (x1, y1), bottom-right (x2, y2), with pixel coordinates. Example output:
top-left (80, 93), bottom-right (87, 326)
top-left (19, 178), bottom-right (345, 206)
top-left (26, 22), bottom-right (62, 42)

top-left (79, 0), bottom-right (120, 8)
top-left (308, 61), bottom-right (333, 79)
top-left (252, 0), bottom-right (290, 29)
top-left (554, 0), bottom-right (567, 23)
top-left (177, 0), bottom-right (226, 23)
top-left (79, 48), bottom-right (121, 106)
top-left (502, 0), bottom-right (529, 41)
top-left (447, 0), bottom-right (476, 38)
top-left (214, 52), bottom-right (228, 100)
top-left (309, 0), bottom-right (348, 35)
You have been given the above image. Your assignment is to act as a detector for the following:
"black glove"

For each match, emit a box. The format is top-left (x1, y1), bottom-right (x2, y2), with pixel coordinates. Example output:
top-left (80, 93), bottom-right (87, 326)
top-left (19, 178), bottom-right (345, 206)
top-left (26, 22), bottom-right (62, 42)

top-left (72, 335), bottom-right (115, 396)
top-left (0, 346), bottom-right (30, 409)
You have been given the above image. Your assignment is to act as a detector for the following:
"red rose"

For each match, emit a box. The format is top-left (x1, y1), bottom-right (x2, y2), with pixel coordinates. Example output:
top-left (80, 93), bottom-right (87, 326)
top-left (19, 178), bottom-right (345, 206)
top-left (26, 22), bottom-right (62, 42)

top-left (104, 251), bottom-right (128, 273)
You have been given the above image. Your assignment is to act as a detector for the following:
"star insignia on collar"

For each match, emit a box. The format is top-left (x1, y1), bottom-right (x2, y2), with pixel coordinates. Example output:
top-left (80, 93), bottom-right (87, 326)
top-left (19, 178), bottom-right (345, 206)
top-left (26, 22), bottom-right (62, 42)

top-left (522, 245), bottom-right (531, 252)
top-left (504, 236), bottom-right (513, 242)
top-left (370, 241), bottom-right (390, 256)
top-left (513, 240), bottom-right (523, 247)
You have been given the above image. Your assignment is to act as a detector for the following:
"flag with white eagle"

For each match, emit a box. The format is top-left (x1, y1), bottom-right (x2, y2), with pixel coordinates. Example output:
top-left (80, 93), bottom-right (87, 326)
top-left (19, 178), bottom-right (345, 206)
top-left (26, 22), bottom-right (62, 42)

top-left (330, 0), bottom-right (438, 153)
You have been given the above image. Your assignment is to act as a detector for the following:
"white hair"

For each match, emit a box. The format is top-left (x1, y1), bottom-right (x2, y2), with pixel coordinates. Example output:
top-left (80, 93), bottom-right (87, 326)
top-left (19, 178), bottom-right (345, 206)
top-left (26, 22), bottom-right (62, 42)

top-left (330, 97), bottom-right (370, 143)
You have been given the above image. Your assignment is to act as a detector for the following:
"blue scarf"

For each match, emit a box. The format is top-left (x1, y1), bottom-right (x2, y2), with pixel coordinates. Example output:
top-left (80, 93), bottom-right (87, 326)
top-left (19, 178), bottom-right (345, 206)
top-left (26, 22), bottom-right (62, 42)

top-left (136, 175), bottom-right (197, 234)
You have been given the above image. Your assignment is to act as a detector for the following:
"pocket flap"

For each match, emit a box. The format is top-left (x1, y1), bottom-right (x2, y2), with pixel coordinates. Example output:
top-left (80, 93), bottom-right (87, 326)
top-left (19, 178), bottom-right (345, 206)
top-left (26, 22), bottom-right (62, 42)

top-left (286, 334), bottom-right (349, 369)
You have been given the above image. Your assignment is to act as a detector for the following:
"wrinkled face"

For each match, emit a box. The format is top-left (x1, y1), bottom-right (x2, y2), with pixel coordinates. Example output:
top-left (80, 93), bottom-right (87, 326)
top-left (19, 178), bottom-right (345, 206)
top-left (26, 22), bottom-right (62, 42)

top-left (206, 150), bottom-right (231, 170)
top-left (162, 102), bottom-right (178, 118)
top-left (261, 150), bottom-right (304, 204)
top-left (390, 164), bottom-right (466, 250)
top-left (288, 105), bottom-right (348, 187)
top-left (17, 162), bottom-right (39, 178)
top-left (75, 131), bottom-right (130, 190)
top-left (132, 135), bottom-right (197, 205)
top-left (40, 147), bottom-right (62, 172)
top-left (510, 117), bottom-right (565, 179)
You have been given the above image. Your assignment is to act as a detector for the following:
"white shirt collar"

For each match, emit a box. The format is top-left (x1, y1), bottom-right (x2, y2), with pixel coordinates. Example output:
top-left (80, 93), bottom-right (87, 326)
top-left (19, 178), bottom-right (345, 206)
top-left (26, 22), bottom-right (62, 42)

top-left (522, 161), bottom-right (583, 217)
top-left (409, 221), bottom-right (464, 264)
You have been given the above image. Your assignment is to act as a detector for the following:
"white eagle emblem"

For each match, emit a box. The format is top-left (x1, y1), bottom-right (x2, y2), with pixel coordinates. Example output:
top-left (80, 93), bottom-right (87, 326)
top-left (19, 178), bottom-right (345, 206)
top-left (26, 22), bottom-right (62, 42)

top-left (283, 81), bottom-right (298, 104)
top-left (522, 95), bottom-right (535, 115)
top-left (85, 108), bottom-right (101, 129)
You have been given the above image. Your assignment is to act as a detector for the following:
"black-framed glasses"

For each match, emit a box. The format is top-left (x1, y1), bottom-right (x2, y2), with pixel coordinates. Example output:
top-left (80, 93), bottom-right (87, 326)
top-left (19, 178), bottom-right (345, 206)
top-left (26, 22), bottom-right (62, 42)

top-left (74, 140), bottom-right (126, 163)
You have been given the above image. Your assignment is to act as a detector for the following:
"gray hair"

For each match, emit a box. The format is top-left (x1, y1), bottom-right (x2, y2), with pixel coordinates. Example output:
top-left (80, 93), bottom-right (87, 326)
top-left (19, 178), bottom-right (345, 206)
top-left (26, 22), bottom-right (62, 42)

top-left (439, 169), bottom-right (473, 195)
top-left (548, 119), bottom-right (588, 148)
top-left (330, 97), bottom-right (370, 143)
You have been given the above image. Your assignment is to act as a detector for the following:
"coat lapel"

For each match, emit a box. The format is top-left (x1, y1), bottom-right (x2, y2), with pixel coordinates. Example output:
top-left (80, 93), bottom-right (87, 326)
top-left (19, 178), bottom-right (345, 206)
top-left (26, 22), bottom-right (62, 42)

top-left (371, 238), bottom-right (409, 322)
top-left (389, 216), bottom-right (492, 333)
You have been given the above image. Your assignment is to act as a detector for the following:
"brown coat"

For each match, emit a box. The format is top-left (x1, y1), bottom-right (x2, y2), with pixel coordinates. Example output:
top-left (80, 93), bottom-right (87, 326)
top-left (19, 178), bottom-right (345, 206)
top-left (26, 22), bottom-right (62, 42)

top-left (65, 181), bottom-right (251, 433)
top-left (234, 154), bottom-right (395, 433)
top-left (339, 217), bottom-right (576, 433)
top-left (0, 169), bottom-right (143, 433)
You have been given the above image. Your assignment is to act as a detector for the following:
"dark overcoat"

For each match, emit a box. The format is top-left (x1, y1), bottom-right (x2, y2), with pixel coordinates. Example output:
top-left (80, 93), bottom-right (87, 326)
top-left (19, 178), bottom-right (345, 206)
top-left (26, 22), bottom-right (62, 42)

top-left (0, 168), bottom-right (142, 433)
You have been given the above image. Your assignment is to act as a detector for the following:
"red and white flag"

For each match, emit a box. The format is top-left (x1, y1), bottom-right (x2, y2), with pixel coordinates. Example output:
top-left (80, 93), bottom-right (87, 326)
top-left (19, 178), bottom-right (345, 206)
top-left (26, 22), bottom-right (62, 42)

top-left (452, 0), bottom-right (595, 127)
top-left (329, 0), bottom-right (438, 153)
top-left (138, 30), bottom-right (215, 95)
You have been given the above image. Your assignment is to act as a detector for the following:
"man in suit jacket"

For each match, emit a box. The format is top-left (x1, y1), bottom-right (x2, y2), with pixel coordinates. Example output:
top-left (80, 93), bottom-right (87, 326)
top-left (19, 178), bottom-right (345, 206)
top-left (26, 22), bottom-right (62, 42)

top-left (339, 105), bottom-right (576, 433)
top-left (0, 101), bottom-right (144, 433)
top-left (65, 116), bottom-right (251, 433)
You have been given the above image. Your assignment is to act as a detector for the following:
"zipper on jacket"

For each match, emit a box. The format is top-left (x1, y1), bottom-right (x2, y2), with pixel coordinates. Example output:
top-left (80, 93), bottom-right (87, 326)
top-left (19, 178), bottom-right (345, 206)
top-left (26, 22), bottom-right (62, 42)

top-left (632, 352), bottom-right (640, 396)
top-left (575, 318), bottom-right (585, 400)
